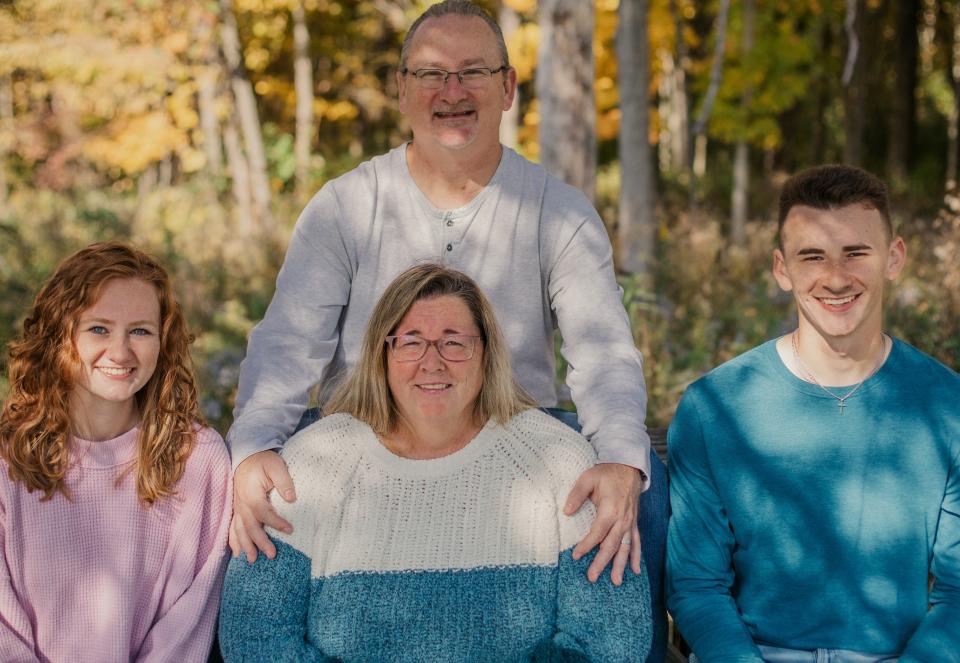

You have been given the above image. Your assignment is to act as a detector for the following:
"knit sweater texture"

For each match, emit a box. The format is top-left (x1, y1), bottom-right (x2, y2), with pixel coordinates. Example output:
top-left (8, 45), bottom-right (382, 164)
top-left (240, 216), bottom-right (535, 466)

top-left (666, 338), bottom-right (960, 662)
top-left (219, 409), bottom-right (652, 662)
top-left (227, 144), bottom-right (650, 478)
top-left (0, 425), bottom-right (232, 663)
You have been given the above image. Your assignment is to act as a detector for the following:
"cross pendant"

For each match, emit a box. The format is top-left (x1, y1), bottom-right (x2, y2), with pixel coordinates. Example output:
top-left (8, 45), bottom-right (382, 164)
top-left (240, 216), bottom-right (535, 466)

top-left (838, 400), bottom-right (846, 415)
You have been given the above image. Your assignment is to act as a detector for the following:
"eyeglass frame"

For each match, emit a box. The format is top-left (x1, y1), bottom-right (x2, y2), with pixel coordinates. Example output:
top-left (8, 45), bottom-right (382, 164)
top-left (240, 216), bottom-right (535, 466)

top-left (400, 65), bottom-right (510, 89)
top-left (384, 334), bottom-right (483, 362)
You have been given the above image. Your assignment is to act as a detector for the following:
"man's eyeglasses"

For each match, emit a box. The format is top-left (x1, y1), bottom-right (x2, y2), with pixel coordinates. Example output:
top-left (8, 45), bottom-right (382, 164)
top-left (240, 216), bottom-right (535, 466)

top-left (401, 66), bottom-right (509, 90)
top-left (385, 334), bottom-right (482, 362)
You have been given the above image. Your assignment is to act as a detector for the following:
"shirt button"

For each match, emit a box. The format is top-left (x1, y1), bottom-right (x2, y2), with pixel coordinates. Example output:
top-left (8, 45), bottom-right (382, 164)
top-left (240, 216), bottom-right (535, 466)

top-left (446, 219), bottom-right (453, 227)
top-left (446, 243), bottom-right (453, 252)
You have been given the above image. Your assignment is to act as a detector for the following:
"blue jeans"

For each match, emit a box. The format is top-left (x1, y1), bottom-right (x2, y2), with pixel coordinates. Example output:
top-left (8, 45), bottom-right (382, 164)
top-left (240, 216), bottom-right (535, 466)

top-left (294, 406), bottom-right (669, 663)
top-left (757, 645), bottom-right (899, 663)
top-left (689, 647), bottom-right (899, 663)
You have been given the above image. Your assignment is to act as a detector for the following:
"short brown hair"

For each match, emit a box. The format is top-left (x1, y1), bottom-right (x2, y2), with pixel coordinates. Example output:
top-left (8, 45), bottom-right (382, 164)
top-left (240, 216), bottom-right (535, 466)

top-left (400, 0), bottom-right (510, 70)
top-left (324, 263), bottom-right (534, 433)
top-left (0, 242), bottom-right (203, 505)
top-left (777, 164), bottom-right (893, 248)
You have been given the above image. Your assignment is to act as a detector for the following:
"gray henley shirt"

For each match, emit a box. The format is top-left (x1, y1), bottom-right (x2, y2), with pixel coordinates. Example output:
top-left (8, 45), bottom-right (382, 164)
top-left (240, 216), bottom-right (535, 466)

top-left (227, 144), bottom-right (651, 484)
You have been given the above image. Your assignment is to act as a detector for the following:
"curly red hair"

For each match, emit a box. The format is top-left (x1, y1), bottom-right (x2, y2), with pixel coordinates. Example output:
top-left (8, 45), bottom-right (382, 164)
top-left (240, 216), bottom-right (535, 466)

top-left (0, 242), bottom-right (205, 505)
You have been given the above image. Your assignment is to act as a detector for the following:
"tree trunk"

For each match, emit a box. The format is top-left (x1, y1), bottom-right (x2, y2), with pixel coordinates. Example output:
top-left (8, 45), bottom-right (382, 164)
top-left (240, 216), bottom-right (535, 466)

top-left (887, 0), bottom-right (919, 186)
top-left (693, 132), bottom-right (708, 179)
top-left (731, 142), bottom-right (749, 242)
top-left (667, 0), bottom-right (689, 174)
top-left (536, 0), bottom-right (596, 201)
top-left (949, 1), bottom-right (960, 192)
top-left (731, 0), bottom-right (755, 245)
top-left (617, 0), bottom-right (656, 277)
top-left (0, 74), bottom-right (11, 211)
top-left (843, 0), bottom-right (865, 166)
top-left (137, 163), bottom-right (158, 222)
top-left (159, 154), bottom-right (173, 187)
top-left (220, 0), bottom-right (274, 233)
top-left (197, 68), bottom-right (223, 176)
top-left (191, 3), bottom-right (223, 178)
top-left (292, 0), bottom-right (314, 202)
top-left (498, 2), bottom-right (520, 150)
top-left (371, 0), bottom-right (410, 32)
top-left (658, 51), bottom-right (687, 175)
top-left (223, 117), bottom-right (254, 234)
top-left (689, 0), bottom-right (730, 206)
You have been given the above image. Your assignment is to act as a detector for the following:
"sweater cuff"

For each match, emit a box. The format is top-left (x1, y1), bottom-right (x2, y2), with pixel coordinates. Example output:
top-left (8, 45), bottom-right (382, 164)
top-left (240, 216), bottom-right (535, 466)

top-left (594, 435), bottom-right (652, 491)
top-left (229, 438), bottom-right (284, 472)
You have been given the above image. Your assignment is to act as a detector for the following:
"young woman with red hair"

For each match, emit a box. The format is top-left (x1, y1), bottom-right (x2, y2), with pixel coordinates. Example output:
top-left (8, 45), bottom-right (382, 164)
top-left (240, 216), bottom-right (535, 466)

top-left (0, 242), bottom-right (231, 662)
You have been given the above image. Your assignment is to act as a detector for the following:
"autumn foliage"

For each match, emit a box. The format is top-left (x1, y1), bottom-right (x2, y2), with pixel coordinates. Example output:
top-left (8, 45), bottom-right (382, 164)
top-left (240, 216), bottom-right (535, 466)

top-left (2, 0), bottom-right (959, 431)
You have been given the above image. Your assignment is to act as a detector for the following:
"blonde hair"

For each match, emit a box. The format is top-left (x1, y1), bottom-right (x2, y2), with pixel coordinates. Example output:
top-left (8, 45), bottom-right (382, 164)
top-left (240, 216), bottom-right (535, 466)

top-left (324, 263), bottom-right (534, 432)
top-left (0, 242), bottom-right (204, 505)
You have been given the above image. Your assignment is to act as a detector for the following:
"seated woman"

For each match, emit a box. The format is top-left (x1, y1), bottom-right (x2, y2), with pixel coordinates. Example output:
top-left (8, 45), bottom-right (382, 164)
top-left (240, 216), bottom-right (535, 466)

top-left (0, 242), bottom-right (232, 662)
top-left (219, 264), bottom-right (651, 662)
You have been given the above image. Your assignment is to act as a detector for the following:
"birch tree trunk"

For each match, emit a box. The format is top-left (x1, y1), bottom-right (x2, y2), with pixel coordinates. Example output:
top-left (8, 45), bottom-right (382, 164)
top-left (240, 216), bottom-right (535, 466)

top-left (689, 0), bottom-right (730, 206)
top-left (498, 2), bottom-right (520, 150)
top-left (842, 0), bottom-right (865, 166)
top-left (292, 0), bottom-right (314, 202)
top-left (223, 116), bottom-right (254, 234)
top-left (137, 163), bottom-right (158, 217)
top-left (617, 0), bottom-right (656, 277)
top-left (658, 51), bottom-right (687, 175)
top-left (730, 0), bottom-right (755, 245)
top-left (220, 0), bottom-right (274, 233)
top-left (197, 69), bottom-right (223, 176)
top-left (536, 0), bottom-right (596, 201)
top-left (667, 0), bottom-right (689, 174)
top-left (192, 3), bottom-right (223, 178)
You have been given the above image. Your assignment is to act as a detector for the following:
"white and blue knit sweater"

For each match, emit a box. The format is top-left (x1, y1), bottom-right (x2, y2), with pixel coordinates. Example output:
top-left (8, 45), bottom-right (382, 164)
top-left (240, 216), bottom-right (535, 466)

top-left (219, 409), bottom-right (651, 662)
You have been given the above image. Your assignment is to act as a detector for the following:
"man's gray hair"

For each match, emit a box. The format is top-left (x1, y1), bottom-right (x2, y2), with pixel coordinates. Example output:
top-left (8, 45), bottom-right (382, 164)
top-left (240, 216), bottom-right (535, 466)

top-left (400, 0), bottom-right (510, 70)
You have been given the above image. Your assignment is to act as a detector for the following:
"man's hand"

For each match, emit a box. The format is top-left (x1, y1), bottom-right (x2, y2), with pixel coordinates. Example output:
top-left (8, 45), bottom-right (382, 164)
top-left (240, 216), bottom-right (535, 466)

top-left (229, 450), bottom-right (297, 563)
top-left (564, 463), bottom-right (643, 585)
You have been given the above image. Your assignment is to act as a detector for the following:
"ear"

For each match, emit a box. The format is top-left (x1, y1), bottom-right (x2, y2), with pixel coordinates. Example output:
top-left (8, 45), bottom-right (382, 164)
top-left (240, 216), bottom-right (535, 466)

top-left (885, 236), bottom-right (907, 280)
top-left (502, 67), bottom-right (517, 112)
top-left (397, 69), bottom-right (408, 114)
top-left (772, 248), bottom-right (794, 292)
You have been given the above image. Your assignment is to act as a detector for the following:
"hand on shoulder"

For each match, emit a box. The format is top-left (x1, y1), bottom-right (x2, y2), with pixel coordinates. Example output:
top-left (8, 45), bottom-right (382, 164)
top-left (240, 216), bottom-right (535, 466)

top-left (229, 449), bottom-right (295, 563)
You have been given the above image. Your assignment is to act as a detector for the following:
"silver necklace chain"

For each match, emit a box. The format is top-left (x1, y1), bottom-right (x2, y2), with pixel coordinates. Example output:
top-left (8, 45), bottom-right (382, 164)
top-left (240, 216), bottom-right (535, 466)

top-left (790, 331), bottom-right (887, 415)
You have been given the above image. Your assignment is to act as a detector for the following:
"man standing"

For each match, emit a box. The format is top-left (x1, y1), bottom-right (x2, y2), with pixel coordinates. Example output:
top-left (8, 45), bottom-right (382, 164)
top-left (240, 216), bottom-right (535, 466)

top-left (666, 164), bottom-right (960, 661)
top-left (228, 0), bottom-right (652, 587)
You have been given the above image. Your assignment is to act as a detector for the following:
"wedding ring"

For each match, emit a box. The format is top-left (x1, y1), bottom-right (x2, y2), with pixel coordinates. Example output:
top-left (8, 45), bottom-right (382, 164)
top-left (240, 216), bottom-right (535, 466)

top-left (620, 533), bottom-right (631, 547)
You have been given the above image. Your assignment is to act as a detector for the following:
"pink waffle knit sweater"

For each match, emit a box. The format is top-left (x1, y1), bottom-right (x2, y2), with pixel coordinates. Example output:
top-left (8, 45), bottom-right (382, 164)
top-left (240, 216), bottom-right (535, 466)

top-left (0, 425), bottom-right (232, 663)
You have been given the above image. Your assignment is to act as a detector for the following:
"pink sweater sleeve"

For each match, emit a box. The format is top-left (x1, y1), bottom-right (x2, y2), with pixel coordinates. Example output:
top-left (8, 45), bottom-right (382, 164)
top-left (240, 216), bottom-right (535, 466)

top-left (134, 428), bottom-right (233, 662)
top-left (0, 492), bottom-right (42, 663)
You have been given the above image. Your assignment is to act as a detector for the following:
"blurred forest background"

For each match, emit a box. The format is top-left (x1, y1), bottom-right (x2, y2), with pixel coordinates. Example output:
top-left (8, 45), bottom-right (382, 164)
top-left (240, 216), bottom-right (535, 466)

top-left (2, 0), bottom-right (960, 433)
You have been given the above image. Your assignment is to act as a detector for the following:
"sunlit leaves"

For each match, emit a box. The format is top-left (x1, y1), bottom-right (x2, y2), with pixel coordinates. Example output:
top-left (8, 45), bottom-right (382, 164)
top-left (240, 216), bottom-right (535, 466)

top-left (697, 0), bottom-right (817, 149)
top-left (84, 112), bottom-right (182, 173)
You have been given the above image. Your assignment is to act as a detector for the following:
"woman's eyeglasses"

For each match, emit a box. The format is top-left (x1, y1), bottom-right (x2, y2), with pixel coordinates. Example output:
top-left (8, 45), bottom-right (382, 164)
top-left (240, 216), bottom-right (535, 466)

top-left (385, 334), bottom-right (481, 362)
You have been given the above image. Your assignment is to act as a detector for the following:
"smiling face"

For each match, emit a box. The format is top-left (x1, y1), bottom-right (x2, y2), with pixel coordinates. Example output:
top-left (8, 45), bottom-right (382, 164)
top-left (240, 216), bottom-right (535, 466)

top-left (397, 14), bottom-right (515, 154)
top-left (70, 278), bottom-right (161, 425)
top-left (773, 203), bottom-right (906, 346)
top-left (386, 294), bottom-right (484, 435)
